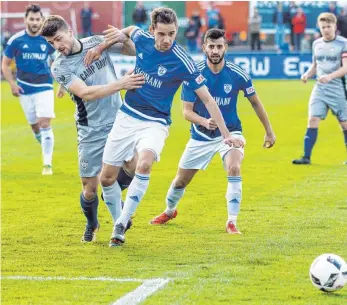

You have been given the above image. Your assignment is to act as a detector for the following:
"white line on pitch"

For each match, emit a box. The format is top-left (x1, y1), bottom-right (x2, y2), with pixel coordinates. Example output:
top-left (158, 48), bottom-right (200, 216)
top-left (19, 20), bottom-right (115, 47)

top-left (1, 276), bottom-right (143, 282)
top-left (111, 278), bottom-right (171, 305)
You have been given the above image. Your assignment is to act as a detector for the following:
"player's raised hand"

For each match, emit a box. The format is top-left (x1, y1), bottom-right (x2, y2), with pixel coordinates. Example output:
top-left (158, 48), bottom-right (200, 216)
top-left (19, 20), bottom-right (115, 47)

top-left (56, 84), bottom-right (66, 98)
top-left (301, 73), bottom-right (309, 83)
top-left (104, 25), bottom-right (128, 44)
top-left (317, 74), bottom-right (332, 84)
top-left (263, 132), bottom-right (276, 148)
top-left (119, 72), bottom-right (145, 90)
top-left (84, 46), bottom-right (102, 66)
top-left (223, 135), bottom-right (245, 148)
top-left (10, 83), bottom-right (24, 97)
top-left (203, 118), bottom-right (218, 130)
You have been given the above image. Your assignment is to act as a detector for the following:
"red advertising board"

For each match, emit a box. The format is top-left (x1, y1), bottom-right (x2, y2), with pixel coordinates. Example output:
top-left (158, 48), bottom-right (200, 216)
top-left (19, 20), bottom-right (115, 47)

top-left (1, 1), bottom-right (122, 34)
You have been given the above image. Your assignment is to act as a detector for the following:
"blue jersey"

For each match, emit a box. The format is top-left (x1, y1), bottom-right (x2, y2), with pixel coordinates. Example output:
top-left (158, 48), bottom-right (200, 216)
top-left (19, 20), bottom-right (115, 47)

top-left (121, 28), bottom-right (206, 125)
top-left (4, 30), bottom-right (55, 95)
top-left (181, 60), bottom-right (256, 141)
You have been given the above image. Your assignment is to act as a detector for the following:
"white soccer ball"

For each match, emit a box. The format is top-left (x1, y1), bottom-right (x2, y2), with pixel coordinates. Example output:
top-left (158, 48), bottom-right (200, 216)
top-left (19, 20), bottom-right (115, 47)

top-left (309, 253), bottom-right (347, 292)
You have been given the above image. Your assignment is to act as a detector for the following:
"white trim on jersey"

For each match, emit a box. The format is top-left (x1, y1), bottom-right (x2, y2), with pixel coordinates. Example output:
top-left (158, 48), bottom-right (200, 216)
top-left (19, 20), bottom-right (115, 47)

top-left (7, 30), bottom-right (26, 45)
top-left (17, 78), bottom-right (53, 88)
top-left (197, 61), bottom-right (206, 71)
top-left (226, 62), bottom-right (250, 81)
top-left (192, 124), bottom-right (221, 141)
top-left (123, 100), bottom-right (167, 125)
top-left (172, 46), bottom-right (195, 74)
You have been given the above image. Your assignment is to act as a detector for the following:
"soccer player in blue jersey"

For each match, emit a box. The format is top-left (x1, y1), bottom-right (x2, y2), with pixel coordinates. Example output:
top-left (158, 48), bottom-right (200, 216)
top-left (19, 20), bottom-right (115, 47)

top-left (150, 29), bottom-right (276, 234)
top-left (99, 8), bottom-right (245, 246)
top-left (1, 4), bottom-right (56, 175)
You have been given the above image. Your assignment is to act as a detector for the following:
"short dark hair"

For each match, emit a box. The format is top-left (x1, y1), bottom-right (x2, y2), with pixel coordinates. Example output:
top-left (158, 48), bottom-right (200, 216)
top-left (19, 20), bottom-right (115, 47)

top-left (204, 29), bottom-right (226, 43)
top-left (25, 4), bottom-right (43, 18)
top-left (40, 15), bottom-right (69, 37)
top-left (151, 7), bottom-right (178, 28)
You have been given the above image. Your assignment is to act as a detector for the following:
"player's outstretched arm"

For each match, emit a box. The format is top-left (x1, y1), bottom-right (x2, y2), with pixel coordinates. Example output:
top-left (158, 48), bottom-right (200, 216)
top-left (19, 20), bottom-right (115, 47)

top-left (66, 72), bottom-right (144, 102)
top-left (301, 61), bottom-right (317, 83)
top-left (1, 55), bottom-right (24, 97)
top-left (247, 94), bottom-right (276, 148)
top-left (195, 85), bottom-right (244, 147)
top-left (182, 101), bottom-right (218, 130)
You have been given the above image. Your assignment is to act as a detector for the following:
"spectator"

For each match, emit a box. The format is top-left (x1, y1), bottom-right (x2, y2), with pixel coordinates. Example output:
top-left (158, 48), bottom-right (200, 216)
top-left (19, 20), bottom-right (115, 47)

top-left (217, 12), bottom-right (225, 30)
top-left (184, 18), bottom-right (199, 53)
top-left (273, 2), bottom-right (290, 51)
top-left (191, 9), bottom-right (202, 32)
top-left (80, 2), bottom-right (93, 38)
top-left (132, 1), bottom-right (147, 30)
top-left (249, 7), bottom-right (262, 50)
top-left (301, 34), bottom-right (312, 53)
top-left (206, 2), bottom-right (220, 29)
top-left (279, 34), bottom-right (292, 53)
top-left (327, 1), bottom-right (339, 15)
top-left (337, 9), bottom-right (347, 38)
top-left (288, 1), bottom-right (297, 47)
top-left (292, 7), bottom-right (306, 51)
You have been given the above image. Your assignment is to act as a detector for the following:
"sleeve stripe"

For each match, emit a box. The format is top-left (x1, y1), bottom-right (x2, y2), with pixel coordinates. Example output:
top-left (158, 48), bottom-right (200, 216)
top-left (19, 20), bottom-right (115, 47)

top-left (226, 62), bottom-right (250, 81)
top-left (172, 46), bottom-right (195, 74)
top-left (141, 31), bottom-right (154, 39)
top-left (226, 64), bottom-right (249, 82)
top-left (174, 45), bottom-right (196, 73)
top-left (226, 61), bottom-right (250, 80)
top-left (7, 30), bottom-right (26, 45)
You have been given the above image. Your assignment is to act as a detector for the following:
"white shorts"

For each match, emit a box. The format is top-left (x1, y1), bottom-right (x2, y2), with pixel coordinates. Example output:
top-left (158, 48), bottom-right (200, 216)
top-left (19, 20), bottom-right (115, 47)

top-left (19, 90), bottom-right (55, 124)
top-left (179, 132), bottom-right (245, 170)
top-left (103, 111), bottom-right (169, 167)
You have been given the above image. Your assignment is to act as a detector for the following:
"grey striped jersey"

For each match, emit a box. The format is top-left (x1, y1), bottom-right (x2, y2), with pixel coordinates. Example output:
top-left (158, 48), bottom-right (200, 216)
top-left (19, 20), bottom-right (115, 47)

top-left (51, 36), bottom-right (122, 127)
top-left (313, 35), bottom-right (347, 99)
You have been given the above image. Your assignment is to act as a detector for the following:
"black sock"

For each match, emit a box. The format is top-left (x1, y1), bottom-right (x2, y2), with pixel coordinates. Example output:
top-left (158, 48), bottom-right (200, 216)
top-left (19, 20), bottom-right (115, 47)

top-left (80, 192), bottom-right (99, 229)
top-left (117, 168), bottom-right (134, 191)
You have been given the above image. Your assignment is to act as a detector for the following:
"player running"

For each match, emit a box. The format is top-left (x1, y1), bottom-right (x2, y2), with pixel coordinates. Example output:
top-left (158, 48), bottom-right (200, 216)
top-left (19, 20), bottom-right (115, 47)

top-left (292, 13), bottom-right (347, 165)
top-left (2, 4), bottom-right (56, 175)
top-left (96, 8), bottom-right (245, 246)
top-left (149, 29), bottom-right (276, 234)
top-left (40, 15), bottom-right (145, 242)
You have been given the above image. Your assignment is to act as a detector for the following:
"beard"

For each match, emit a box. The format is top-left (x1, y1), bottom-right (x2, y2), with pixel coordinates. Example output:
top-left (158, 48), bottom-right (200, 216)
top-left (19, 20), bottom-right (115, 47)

top-left (207, 54), bottom-right (224, 65)
top-left (27, 24), bottom-right (41, 35)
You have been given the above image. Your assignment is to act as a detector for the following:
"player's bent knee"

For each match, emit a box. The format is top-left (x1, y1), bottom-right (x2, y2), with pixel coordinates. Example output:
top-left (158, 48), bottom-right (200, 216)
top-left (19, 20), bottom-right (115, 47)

top-left (227, 164), bottom-right (241, 176)
top-left (83, 189), bottom-right (97, 200)
top-left (100, 175), bottom-right (117, 187)
top-left (136, 160), bottom-right (153, 174)
top-left (173, 178), bottom-right (188, 189)
top-left (308, 116), bottom-right (320, 128)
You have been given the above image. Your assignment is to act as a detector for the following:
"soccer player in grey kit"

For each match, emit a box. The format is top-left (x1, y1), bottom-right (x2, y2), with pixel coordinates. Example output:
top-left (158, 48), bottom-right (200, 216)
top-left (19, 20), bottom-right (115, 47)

top-left (293, 13), bottom-right (347, 165)
top-left (40, 15), bottom-right (145, 242)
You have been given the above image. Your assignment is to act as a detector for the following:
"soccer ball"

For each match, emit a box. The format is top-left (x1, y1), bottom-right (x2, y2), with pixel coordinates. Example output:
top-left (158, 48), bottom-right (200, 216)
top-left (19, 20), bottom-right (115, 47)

top-left (309, 253), bottom-right (347, 292)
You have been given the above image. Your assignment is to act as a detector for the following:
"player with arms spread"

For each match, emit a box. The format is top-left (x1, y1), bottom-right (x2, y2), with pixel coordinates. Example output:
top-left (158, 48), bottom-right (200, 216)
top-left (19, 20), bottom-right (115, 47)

top-left (293, 13), bottom-right (347, 165)
top-left (2, 4), bottom-right (57, 175)
top-left (149, 29), bottom-right (276, 234)
top-left (96, 8), bottom-right (245, 246)
top-left (40, 15), bottom-right (145, 242)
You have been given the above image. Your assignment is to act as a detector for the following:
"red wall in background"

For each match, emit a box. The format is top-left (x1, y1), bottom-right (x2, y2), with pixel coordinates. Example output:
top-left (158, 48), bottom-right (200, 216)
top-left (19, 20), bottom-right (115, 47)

top-left (186, 1), bottom-right (249, 34)
top-left (1, 1), bottom-right (122, 34)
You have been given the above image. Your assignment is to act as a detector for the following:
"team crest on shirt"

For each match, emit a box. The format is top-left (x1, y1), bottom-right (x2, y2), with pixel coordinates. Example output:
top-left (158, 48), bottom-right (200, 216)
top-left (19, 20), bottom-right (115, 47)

top-left (40, 44), bottom-right (47, 52)
top-left (80, 159), bottom-right (88, 170)
top-left (224, 84), bottom-right (232, 94)
top-left (158, 65), bottom-right (167, 76)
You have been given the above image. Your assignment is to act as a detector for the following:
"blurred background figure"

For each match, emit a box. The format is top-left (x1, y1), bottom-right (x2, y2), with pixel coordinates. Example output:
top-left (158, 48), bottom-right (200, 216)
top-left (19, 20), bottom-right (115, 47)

top-left (337, 8), bottom-right (347, 37)
top-left (292, 7), bottom-right (307, 51)
top-left (249, 7), bottom-right (262, 51)
top-left (80, 2), bottom-right (99, 38)
top-left (300, 33), bottom-right (312, 53)
top-left (206, 2), bottom-right (220, 29)
top-left (327, 1), bottom-right (339, 15)
top-left (288, 1), bottom-right (298, 48)
top-left (279, 34), bottom-right (292, 53)
top-left (132, 1), bottom-right (148, 31)
top-left (184, 18), bottom-right (199, 53)
top-left (273, 2), bottom-right (290, 51)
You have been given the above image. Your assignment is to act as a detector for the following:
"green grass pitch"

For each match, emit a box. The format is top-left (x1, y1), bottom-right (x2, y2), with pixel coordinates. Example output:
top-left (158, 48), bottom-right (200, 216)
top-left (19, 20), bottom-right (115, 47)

top-left (1, 80), bottom-right (346, 304)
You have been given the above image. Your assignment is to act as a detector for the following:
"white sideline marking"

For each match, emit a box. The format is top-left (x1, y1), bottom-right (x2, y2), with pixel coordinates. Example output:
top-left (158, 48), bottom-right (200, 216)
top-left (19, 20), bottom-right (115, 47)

top-left (1, 276), bottom-right (171, 305)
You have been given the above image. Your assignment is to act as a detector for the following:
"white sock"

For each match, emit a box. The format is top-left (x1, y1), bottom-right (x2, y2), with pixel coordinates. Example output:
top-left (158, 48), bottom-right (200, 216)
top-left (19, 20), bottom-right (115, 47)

top-left (164, 183), bottom-right (185, 216)
top-left (226, 176), bottom-right (242, 224)
top-left (117, 173), bottom-right (150, 227)
top-left (102, 181), bottom-right (122, 224)
top-left (40, 127), bottom-right (54, 166)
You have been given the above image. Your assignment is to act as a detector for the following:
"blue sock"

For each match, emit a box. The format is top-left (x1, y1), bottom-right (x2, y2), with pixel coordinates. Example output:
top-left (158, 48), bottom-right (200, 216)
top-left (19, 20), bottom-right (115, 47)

top-left (304, 128), bottom-right (318, 158)
top-left (80, 192), bottom-right (99, 229)
top-left (117, 168), bottom-right (134, 191)
top-left (343, 130), bottom-right (347, 150)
